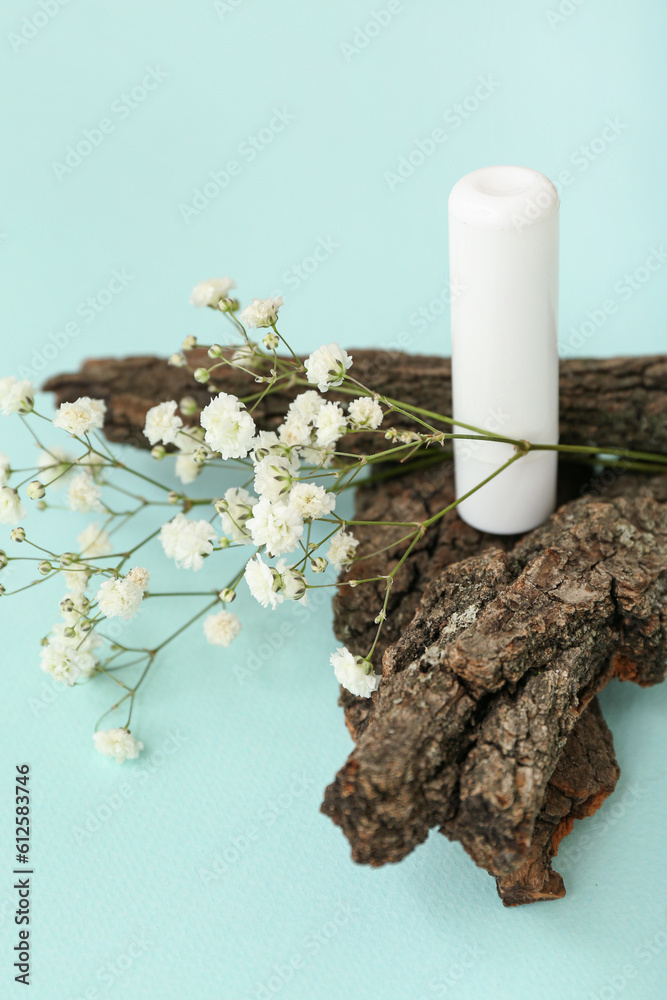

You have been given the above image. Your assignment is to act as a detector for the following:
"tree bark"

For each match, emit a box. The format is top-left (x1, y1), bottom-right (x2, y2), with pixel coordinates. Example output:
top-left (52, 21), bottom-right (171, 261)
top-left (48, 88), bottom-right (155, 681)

top-left (322, 477), bottom-right (667, 904)
top-left (43, 351), bottom-right (667, 454)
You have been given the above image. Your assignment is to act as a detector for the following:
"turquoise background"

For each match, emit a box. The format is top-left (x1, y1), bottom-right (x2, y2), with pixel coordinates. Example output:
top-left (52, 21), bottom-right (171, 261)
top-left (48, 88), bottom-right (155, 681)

top-left (1, 1), bottom-right (667, 998)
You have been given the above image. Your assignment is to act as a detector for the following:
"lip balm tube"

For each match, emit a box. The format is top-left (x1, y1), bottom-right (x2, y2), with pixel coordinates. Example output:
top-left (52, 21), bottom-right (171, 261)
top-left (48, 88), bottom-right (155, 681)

top-left (448, 165), bottom-right (559, 535)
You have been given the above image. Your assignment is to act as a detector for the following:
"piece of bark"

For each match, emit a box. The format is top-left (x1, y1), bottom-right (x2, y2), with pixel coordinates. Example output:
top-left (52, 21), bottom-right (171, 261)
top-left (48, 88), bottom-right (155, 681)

top-left (495, 696), bottom-right (619, 905)
top-left (321, 480), bottom-right (667, 904)
top-left (43, 351), bottom-right (667, 455)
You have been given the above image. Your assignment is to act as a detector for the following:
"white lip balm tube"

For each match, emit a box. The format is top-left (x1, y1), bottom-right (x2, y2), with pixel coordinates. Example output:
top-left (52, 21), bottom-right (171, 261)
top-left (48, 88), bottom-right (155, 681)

top-left (448, 165), bottom-right (559, 535)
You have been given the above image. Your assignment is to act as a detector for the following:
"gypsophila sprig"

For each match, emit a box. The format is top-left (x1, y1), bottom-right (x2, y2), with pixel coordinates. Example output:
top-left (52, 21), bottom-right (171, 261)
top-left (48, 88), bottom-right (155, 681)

top-left (3, 276), bottom-right (660, 757)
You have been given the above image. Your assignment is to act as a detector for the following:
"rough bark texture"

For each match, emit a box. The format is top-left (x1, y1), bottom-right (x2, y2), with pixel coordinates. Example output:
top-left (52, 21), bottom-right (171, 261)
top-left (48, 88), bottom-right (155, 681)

top-left (44, 351), bottom-right (667, 455)
top-left (322, 478), bottom-right (667, 904)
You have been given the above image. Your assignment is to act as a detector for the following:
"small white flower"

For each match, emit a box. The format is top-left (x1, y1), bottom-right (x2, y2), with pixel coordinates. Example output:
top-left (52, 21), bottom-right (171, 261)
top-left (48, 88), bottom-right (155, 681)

top-left (36, 447), bottom-right (76, 488)
top-left (0, 376), bottom-right (34, 415)
top-left (278, 413), bottom-right (312, 449)
top-left (143, 400), bottom-right (183, 446)
top-left (289, 482), bottom-right (336, 520)
top-left (77, 523), bottom-right (112, 558)
top-left (93, 728), bottom-right (144, 762)
top-left (246, 497), bottom-right (304, 557)
top-left (348, 396), bottom-right (383, 430)
top-left (0, 453), bottom-right (10, 487)
top-left (40, 642), bottom-right (84, 685)
top-left (48, 620), bottom-right (100, 677)
top-left (275, 560), bottom-right (307, 601)
top-left (331, 647), bottom-right (380, 698)
top-left (250, 430), bottom-right (283, 462)
top-left (304, 343), bottom-right (352, 392)
top-left (253, 455), bottom-right (298, 502)
top-left (0, 486), bottom-right (26, 524)
top-left (160, 513), bottom-right (217, 570)
top-left (315, 401), bottom-right (347, 447)
top-left (174, 454), bottom-right (200, 484)
top-left (203, 610), bottom-right (242, 646)
top-left (66, 472), bottom-right (104, 512)
top-left (230, 343), bottom-right (259, 368)
top-left (53, 397), bottom-right (106, 437)
top-left (189, 276), bottom-right (236, 308)
top-left (238, 296), bottom-right (283, 329)
top-left (327, 529), bottom-right (359, 571)
top-left (218, 487), bottom-right (258, 543)
top-left (96, 568), bottom-right (148, 621)
top-left (244, 553), bottom-right (284, 609)
top-left (200, 393), bottom-right (256, 460)
top-left (288, 390), bottom-right (325, 423)
top-left (301, 443), bottom-right (336, 468)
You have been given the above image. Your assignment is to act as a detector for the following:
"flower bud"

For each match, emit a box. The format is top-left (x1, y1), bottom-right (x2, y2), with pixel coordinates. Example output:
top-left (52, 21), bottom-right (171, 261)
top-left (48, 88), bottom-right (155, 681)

top-left (10, 527), bottom-right (26, 543)
top-left (0, 551), bottom-right (7, 570)
top-left (27, 480), bottom-right (46, 500)
top-left (219, 588), bottom-right (236, 603)
top-left (151, 445), bottom-right (166, 460)
top-left (36, 500), bottom-right (47, 511)
top-left (38, 560), bottom-right (52, 576)
top-left (207, 344), bottom-right (224, 359)
top-left (167, 491), bottom-right (180, 505)
top-left (193, 368), bottom-right (210, 384)
top-left (214, 497), bottom-right (228, 515)
top-left (217, 536), bottom-right (231, 548)
top-left (179, 396), bottom-right (200, 417)
top-left (60, 597), bottom-right (75, 614)
top-left (311, 557), bottom-right (328, 573)
top-left (63, 626), bottom-right (76, 639)
top-left (0, 583), bottom-right (5, 596)
top-left (60, 552), bottom-right (77, 567)
top-left (282, 568), bottom-right (306, 601)
top-left (169, 353), bottom-right (186, 368)
top-left (217, 297), bottom-right (239, 313)
top-left (193, 447), bottom-right (208, 464)
top-left (182, 335), bottom-right (197, 350)
top-left (262, 332), bottom-right (279, 351)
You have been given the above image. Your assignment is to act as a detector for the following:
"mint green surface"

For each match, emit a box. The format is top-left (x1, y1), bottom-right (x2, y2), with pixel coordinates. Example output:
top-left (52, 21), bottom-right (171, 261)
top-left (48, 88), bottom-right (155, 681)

top-left (1, 2), bottom-right (667, 998)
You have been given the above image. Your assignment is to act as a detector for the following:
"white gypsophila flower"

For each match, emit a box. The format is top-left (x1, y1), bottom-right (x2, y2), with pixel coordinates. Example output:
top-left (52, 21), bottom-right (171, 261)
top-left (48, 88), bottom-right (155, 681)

top-left (39, 642), bottom-right (85, 686)
top-left (0, 453), bottom-right (10, 487)
top-left (246, 497), bottom-right (304, 557)
top-left (76, 450), bottom-right (106, 479)
top-left (288, 390), bottom-right (325, 423)
top-left (37, 446), bottom-right (74, 487)
top-left (304, 343), bottom-right (352, 392)
top-left (93, 728), bottom-right (144, 763)
top-left (250, 430), bottom-right (283, 462)
top-left (189, 276), bottom-right (236, 308)
top-left (53, 397), bottom-right (106, 437)
top-left (275, 559), bottom-right (307, 602)
top-left (348, 396), bottom-right (383, 431)
top-left (330, 647), bottom-right (380, 698)
top-left (244, 553), bottom-right (283, 610)
top-left (63, 564), bottom-right (90, 597)
top-left (326, 529), bottom-right (359, 571)
top-left (315, 401), bottom-right (347, 447)
top-left (96, 574), bottom-right (146, 621)
top-left (200, 393), bottom-right (256, 460)
top-left (278, 413), bottom-right (312, 449)
top-left (143, 400), bottom-right (183, 446)
top-left (66, 472), bottom-right (104, 513)
top-left (238, 296), bottom-right (283, 329)
top-left (160, 512), bottom-right (217, 571)
top-left (77, 523), bottom-right (112, 558)
top-left (230, 343), bottom-right (259, 368)
top-left (0, 376), bottom-right (34, 415)
top-left (173, 429), bottom-right (207, 484)
top-left (203, 610), bottom-right (242, 647)
top-left (125, 566), bottom-right (150, 590)
top-left (174, 454), bottom-right (201, 484)
top-left (301, 443), bottom-right (336, 468)
top-left (49, 622), bottom-right (100, 677)
top-left (253, 455), bottom-right (298, 502)
top-left (0, 486), bottom-right (26, 524)
top-left (218, 487), bottom-right (258, 543)
top-left (289, 482), bottom-right (336, 520)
